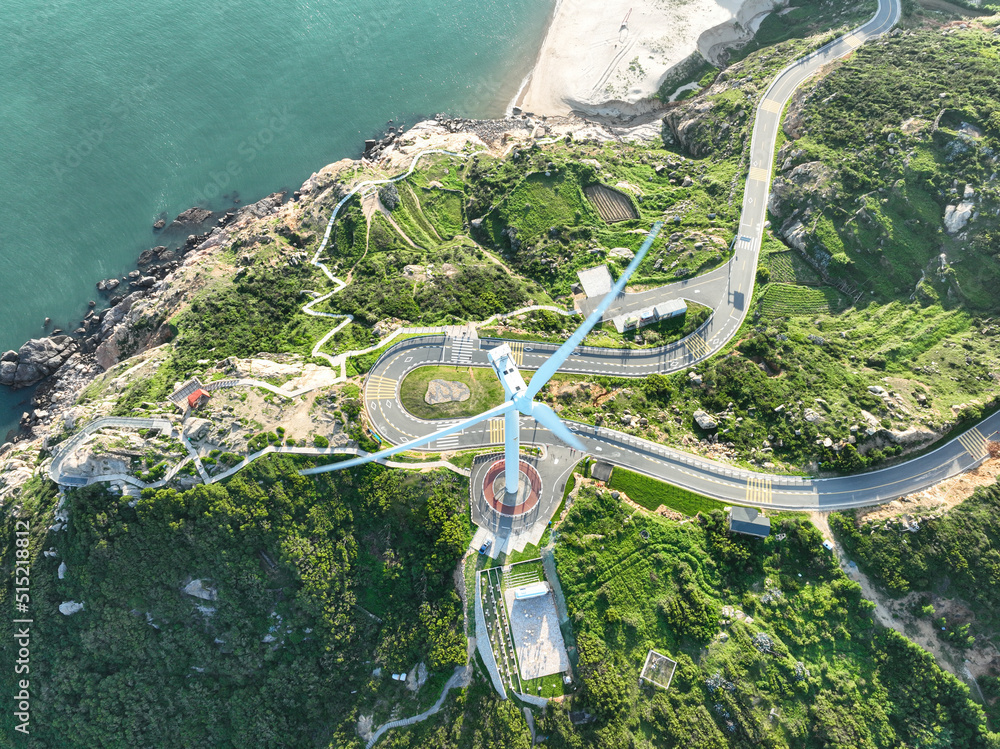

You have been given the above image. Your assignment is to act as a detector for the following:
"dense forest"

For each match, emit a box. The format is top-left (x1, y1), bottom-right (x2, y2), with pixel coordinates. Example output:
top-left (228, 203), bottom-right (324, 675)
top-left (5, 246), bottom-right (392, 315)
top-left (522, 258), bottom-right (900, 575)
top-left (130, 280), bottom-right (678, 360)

top-left (535, 488), bottom-right (999, 748)
top-left (0, 457), bottom-right (471, 747)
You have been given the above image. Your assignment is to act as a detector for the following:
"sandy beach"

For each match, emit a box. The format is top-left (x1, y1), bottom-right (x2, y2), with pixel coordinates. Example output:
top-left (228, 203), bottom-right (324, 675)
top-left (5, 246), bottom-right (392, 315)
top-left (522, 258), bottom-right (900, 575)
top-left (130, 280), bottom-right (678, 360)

top-left (516, 0), bottom-right (781, 116)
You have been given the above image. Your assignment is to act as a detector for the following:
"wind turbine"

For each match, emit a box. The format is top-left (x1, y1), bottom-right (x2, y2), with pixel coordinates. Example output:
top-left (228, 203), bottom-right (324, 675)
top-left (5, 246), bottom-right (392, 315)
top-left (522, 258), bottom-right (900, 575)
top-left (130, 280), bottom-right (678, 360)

top-left (302, 221), bottom-right (664, 494)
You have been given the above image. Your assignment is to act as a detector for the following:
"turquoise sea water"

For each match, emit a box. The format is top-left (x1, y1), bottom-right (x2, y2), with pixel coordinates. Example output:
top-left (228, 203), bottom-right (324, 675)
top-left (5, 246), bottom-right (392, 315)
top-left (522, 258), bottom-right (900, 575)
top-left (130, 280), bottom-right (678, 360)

top-left (0, 0), bottom-right (553, 440)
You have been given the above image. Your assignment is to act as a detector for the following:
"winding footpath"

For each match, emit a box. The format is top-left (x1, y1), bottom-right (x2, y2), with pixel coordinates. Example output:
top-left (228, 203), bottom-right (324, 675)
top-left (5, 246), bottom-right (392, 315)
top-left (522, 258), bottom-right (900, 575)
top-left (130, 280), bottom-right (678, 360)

top-left (361, 0), bottom-right (1000, 512)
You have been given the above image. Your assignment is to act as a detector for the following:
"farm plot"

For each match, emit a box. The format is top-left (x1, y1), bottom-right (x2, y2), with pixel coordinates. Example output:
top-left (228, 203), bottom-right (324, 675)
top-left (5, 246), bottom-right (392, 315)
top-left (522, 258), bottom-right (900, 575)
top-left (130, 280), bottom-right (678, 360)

top-left (758, 283), bottom-right (848, 318)
top-left (584, 184), bottom-right (638, 223)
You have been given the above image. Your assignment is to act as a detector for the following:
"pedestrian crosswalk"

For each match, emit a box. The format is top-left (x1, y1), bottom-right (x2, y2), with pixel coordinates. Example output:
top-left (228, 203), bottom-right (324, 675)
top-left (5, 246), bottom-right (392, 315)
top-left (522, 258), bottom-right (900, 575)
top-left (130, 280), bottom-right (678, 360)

top-left (366, 375), bottom-right (396, 401)
top-left (489, 418), bottom-right (505, 444)
top-left (760, 98), bottom-right (782, 114)
top-left (748, 166), bottom-right (770, 182)
top-left (450, 336), bottom-right (475, 364)
top-left (508, 340), bottom-right (524, 367)
top-left (844, 34), bottom-right (863, 49)
top-left (957, 427), bottom-right (989, 460)
top-left (745, 476), bottom-right (773, 505)
top-left (436, 434), bottom-right (462, 450)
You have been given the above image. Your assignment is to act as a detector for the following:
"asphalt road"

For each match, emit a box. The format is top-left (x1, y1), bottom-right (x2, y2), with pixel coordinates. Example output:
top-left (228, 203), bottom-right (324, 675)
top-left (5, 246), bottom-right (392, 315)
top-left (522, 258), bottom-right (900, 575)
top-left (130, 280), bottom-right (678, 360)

top-left (360, 0), bottom-right (1000, 513)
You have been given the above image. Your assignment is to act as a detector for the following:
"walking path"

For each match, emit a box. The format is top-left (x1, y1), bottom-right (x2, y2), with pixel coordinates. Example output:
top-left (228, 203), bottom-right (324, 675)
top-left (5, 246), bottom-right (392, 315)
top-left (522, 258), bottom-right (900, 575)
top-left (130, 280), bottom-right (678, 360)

top-left (49, 416), bottom-right (469, 488)
top-left (365, 664), bottom-right (471, 749)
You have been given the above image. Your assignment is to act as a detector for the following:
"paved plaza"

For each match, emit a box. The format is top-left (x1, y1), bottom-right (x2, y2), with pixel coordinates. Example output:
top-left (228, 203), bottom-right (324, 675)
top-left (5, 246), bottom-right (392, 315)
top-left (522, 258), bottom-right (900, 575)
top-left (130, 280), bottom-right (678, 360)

top-left (504, 589), bottom-right (570, 681)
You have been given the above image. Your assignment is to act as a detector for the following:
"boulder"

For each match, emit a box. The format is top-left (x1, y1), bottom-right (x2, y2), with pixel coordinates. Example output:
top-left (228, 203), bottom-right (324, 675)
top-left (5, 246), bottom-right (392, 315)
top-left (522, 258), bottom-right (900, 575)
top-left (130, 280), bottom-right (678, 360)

top-left (182, 579), bottom-right (218, 601)
top-left (693, 410), bottom-right (718, 430)
top-left (59, 601), bottom-right (85, 616)
top-left (153, 218), bottom-right (166, 230)
top-left (944, 201), bottom-right (974, 234)
top-left (58, 561), bottom-right (67, 580)
top-left (183, 418), bottom-right (212, 442)
top-left (803, 408), bottom-right (825, 424)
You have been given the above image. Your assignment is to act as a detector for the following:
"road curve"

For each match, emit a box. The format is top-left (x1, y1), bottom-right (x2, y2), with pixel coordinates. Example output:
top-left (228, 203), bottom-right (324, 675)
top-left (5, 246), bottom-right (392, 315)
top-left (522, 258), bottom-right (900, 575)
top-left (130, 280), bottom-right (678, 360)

top-left (357, 0), bottom-right (1000, 512)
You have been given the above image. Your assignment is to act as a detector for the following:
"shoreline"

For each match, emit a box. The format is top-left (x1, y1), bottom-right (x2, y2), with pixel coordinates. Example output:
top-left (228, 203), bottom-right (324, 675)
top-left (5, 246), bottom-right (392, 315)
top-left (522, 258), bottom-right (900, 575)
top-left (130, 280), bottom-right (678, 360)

top-left (515, 0), bottom-right (783, 117)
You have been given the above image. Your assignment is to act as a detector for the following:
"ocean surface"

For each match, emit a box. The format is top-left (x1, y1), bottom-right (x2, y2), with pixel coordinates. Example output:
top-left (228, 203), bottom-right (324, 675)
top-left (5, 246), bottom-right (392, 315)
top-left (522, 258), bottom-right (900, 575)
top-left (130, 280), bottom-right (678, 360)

top-left (0, 0), bottom-right (554, 441)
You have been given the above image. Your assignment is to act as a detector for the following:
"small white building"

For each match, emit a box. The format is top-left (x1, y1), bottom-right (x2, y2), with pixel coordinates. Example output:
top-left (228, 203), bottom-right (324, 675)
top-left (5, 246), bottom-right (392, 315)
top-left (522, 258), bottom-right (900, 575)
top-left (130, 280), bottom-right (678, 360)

top-left (513, 581), bottom-right (550, 600)
top-left (612, 299), bottom-right (687, 333)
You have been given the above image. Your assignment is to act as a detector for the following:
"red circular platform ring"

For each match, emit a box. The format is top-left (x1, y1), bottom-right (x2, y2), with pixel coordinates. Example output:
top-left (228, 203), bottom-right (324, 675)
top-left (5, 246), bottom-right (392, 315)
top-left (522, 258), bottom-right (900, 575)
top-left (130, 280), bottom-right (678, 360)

top-left (481, 459), bottom-right (542, 517)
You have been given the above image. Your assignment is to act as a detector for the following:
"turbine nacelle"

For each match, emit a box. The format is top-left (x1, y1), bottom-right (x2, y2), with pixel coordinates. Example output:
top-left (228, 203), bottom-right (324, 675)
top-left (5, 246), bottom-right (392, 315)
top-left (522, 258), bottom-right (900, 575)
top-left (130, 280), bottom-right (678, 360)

top-left (486, 343), bottom-right (528, 402)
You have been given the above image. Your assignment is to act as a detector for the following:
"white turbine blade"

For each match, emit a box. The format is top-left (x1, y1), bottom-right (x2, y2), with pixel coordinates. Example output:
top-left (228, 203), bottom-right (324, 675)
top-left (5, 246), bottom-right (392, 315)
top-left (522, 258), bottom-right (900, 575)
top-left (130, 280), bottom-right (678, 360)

top-left (524, 221), bottom-right (663, 399)
top-left (530, 402), bottom-right (585, 452)
top-left (301, 401), bottom-right (514, 475)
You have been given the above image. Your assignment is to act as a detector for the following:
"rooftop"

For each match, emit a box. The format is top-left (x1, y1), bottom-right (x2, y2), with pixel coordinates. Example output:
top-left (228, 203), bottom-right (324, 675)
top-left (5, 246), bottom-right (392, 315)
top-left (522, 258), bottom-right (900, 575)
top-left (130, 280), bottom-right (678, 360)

top-left (729, 506), bottom-right (771, 538)
top-left (576, 265), bottom-right (613, 299)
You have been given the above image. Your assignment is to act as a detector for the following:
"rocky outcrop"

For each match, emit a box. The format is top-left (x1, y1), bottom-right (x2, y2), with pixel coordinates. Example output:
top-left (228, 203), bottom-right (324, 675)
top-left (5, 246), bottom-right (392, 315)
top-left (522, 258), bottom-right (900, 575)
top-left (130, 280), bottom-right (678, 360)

top-left (0, 336), bottom-right (78, 389)
top-left (768, 161), bottom-right (834, 218)
top-left (59, 601), bottom-right (85, 615)
top-left (183, 579), bottom-right (218, 600)
top-left (424, 380), bottom-right (471, 405)
top-left (169, 206), bottom-right (213, 229)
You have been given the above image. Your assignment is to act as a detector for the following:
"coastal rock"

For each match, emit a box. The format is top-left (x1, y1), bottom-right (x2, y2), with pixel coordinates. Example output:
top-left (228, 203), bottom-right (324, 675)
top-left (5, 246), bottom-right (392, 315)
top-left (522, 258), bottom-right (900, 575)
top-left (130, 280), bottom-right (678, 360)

top-left (153, 218), bottom-right (166, 230)
top-left (693, 410), bottom-right (718, 430)
top-left (169, 207), bottom-right (213, 229)
top-left (0, 336), bottom-right (78, 389)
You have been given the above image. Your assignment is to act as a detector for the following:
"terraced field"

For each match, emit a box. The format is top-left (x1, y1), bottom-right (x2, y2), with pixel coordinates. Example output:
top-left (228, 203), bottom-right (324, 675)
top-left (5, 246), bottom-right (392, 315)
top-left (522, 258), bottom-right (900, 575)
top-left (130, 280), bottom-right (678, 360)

top-left (758, 283), bottom-right (848, 317)
top-left (584, 184), bottom-right (639, 223)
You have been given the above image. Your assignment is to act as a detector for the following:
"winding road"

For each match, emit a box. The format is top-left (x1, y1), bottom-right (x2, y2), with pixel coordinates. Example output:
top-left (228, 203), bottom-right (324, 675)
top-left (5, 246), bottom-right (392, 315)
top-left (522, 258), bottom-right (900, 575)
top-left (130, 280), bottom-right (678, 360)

top-left (360, 0), bottom-right (1000, 511)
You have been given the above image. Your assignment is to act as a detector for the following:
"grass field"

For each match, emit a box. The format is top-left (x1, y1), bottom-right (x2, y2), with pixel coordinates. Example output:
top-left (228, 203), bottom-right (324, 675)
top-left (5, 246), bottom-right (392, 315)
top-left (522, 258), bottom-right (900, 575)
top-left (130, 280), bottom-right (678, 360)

top-left (608, 468), bottom-right (728, 515)
top-left (399, 365), bottom-right (504, 420)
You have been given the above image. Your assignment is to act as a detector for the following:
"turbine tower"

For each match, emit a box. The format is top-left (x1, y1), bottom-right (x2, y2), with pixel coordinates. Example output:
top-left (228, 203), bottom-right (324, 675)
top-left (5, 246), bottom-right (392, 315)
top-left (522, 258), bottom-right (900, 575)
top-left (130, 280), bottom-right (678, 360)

top-left (302, 221), bottom-right (664, 488)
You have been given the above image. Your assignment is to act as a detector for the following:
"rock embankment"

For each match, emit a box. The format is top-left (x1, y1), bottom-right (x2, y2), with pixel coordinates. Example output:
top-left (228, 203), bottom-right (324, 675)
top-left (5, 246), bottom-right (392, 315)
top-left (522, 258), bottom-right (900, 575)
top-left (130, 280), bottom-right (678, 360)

top-left (1, 336), bottom-right (78, 389)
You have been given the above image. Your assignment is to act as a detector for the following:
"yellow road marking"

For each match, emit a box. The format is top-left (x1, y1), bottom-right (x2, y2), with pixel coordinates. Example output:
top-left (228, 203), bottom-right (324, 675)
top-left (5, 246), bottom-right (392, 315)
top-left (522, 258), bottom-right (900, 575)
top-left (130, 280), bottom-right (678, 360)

top-left (365, 375), bottom-right (396, 400)
top-left (749, 166), bottom-right (770, 182)
top-left (760, 98), bottom-right (782, 114)
top-left (957, 427), bottom-right (988, 460)
top-left (489, 418), bottom-right (505, 444)
top-left (844, 35), bottom-right (863, 49)
top-left (745, 476), bottom-right (773, 504)
top-left (686, 332), bottom-right (710, 359)
top-left (509, 341), bottom-right (524, 367)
